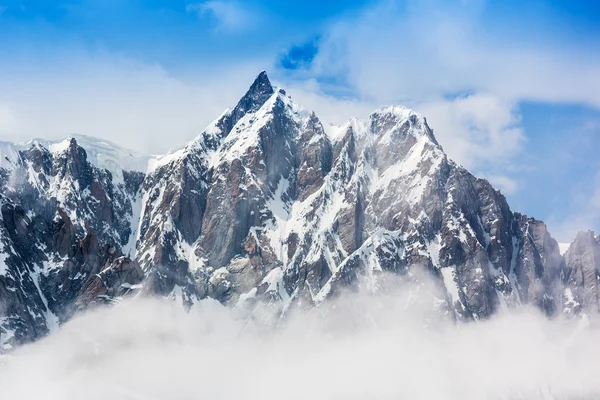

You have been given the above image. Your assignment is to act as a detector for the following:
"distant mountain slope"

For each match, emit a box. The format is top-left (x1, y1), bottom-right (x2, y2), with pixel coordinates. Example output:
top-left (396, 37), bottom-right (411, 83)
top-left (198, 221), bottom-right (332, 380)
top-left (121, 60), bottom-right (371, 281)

top-left (15, 134), bottom-right (149, 182)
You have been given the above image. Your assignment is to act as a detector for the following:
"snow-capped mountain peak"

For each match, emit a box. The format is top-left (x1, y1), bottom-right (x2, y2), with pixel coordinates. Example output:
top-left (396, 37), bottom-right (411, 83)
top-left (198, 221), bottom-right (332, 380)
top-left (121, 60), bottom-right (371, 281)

top-left (233, 70), bottom-right (275, 117)
top-left (0, 71), bottom-right (595, 353)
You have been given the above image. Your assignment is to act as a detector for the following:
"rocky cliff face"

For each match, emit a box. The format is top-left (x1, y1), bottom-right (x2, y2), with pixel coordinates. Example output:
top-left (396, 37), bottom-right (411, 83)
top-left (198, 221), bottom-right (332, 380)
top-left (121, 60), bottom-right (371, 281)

top-left (0, 71), bottom-right (594, 351)
top-left (0, 139), bottom-right (144, 351)
top-left (562, 231), bottom-right (600, 315)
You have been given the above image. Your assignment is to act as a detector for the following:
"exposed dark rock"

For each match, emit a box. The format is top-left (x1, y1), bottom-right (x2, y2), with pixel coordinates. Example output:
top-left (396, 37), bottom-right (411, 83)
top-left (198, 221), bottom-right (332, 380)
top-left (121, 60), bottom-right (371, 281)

top-left (562, 231), bottom-right (600, 315)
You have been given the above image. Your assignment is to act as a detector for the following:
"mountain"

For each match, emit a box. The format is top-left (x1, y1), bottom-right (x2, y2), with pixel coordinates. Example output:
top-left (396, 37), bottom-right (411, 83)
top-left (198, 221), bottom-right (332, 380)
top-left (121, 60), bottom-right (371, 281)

top-left (0, 71), bottom-right (594, 351)
top-left (15, 135), bottom-right (150, 183)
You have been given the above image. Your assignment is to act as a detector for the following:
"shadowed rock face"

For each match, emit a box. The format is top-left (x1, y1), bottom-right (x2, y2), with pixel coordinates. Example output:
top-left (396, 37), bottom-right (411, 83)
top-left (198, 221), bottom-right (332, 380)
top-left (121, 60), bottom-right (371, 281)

top-left (0, 137), bottom-right (144, 351)
top-left (0, 71), bottom-right (595, 351)
top-left (562, 231), bottom-right (600, 314)
top-left (0, 192), bottom-right (143, 350)
top-left (213, 70), bottom-right (276, 144)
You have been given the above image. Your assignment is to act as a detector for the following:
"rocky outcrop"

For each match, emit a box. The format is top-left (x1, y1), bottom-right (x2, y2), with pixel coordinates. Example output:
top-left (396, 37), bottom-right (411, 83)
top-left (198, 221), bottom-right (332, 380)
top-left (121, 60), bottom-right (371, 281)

top-left (0, 138), bottom-right (144, 351)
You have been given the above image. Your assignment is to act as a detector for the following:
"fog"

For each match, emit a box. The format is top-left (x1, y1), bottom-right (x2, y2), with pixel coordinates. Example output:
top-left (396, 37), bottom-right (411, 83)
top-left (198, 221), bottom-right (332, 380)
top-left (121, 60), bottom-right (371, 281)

top-left (1, 285), bottom-right (599, 400)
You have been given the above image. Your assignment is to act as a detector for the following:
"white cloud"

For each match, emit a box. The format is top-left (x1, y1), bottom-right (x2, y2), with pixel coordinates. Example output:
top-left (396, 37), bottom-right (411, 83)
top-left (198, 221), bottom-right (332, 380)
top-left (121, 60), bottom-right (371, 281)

top-left (416, 94), bottom-right (525, 170)
top-left (186, 1), bottom-right (258, 32)
top-left (0, 54), bottom-right (268, 154)
top-left (0, 0), bottom-right (596, 210)
top-left (281, 79), bottom-right (375, 124)
top-left (1, 287), bottom-right (600, 399)
top-left (307, 0), bottom-right (600, 108)
top-left (484, 174), bottom-right (519, 196)
top-left (278, 0), bottom-right (600, 196)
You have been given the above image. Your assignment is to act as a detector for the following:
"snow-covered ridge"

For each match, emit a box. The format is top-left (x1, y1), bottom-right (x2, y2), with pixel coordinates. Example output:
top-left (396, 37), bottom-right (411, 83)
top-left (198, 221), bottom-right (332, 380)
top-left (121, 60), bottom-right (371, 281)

top-left (324, 118), bottom-right (368, 143)
top-left (323, 104), bottom-right (433, 145)
top-left (3, 101), bottom-right (430, 183)
top-left (218, 88), bottom-right (309, 163)
top-left (146, 86), bottom-right (310, 176)
top-left (16, 134), bottom-right (149, 182)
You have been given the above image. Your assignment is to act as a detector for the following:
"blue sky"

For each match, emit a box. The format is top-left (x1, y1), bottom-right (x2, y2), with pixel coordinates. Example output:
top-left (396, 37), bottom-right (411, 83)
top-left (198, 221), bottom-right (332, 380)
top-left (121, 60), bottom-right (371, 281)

top-left (0, 0), bottom-right (599, 241)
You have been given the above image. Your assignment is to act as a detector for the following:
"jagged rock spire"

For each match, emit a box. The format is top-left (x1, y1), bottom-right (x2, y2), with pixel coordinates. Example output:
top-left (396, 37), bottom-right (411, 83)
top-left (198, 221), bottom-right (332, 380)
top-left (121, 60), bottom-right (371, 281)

top-left (231, 71), bottom-right (274, 123)
top-left (562, 230), bottom-right (600, 314)
top-left (214, 71), bottom-right (276, 139)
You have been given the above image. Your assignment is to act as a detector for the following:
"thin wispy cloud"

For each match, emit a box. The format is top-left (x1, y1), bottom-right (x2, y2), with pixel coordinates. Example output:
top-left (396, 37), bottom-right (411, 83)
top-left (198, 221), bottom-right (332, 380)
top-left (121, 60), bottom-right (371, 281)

top-left (485, 174), bottom-right (519, 196)
top-left (186, 1), bottom-right (259, 32)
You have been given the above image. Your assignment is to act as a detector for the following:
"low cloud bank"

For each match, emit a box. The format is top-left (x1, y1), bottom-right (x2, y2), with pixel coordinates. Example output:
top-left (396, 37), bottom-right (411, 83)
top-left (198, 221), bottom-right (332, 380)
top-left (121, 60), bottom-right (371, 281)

top-left (0, 287), bottom-right (598, 400)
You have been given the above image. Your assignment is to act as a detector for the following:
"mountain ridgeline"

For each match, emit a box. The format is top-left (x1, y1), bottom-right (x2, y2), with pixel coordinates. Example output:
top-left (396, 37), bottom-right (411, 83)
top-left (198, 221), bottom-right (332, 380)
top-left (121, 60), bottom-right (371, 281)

top-left (0, 71), bottom-right (597, 350)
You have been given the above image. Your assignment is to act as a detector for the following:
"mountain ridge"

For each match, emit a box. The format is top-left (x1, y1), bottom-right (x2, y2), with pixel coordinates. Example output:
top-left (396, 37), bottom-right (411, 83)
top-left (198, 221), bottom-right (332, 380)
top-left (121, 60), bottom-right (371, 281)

top-left (0, 71), bottom-right (596, 351)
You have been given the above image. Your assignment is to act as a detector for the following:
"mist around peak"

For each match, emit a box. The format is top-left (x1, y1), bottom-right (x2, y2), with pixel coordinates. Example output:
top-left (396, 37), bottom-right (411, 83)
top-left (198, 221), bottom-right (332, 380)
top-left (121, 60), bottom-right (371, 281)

top-left (1, 275), bottom-right (598, 400)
